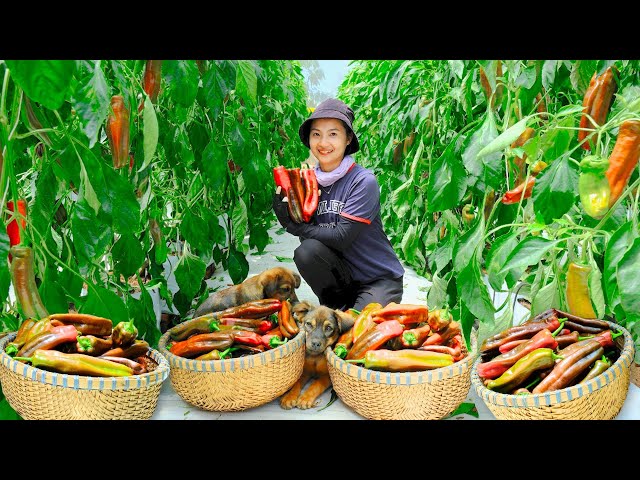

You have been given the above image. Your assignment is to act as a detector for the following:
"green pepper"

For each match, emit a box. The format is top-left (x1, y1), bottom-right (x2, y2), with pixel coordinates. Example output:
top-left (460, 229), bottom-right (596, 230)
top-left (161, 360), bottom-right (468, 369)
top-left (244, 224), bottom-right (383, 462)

top-left (486, 348), bottom-right (562, 393)
top-left (111, 320), bottom-right (138, 348)
top-left (579, 355), bottom-right (612, 384)
top-left (15, 349), bottom-right (133, 376)
top-left (347, 348), bottom-right (454, 372)
top-left (578, 155), bottom-right (610, 219)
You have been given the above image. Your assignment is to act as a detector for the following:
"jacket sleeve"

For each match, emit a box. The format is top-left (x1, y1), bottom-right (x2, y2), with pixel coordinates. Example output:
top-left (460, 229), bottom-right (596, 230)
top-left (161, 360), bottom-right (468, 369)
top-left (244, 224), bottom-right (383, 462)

top-left (286, 214), bottom-right (368, 252)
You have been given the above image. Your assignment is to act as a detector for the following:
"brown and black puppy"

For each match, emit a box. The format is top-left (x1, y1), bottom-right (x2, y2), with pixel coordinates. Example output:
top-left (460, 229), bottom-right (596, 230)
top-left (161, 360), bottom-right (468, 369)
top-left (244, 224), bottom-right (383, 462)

top-left (280, 302), bottom-right (355, 410)
top-left (193, 266), bottom-right (301, 317)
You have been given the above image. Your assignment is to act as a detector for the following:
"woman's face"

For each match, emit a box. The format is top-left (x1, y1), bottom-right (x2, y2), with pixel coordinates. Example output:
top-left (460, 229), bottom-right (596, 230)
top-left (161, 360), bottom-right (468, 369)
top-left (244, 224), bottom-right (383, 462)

top-left (309, 118), bottom-right (353, 172)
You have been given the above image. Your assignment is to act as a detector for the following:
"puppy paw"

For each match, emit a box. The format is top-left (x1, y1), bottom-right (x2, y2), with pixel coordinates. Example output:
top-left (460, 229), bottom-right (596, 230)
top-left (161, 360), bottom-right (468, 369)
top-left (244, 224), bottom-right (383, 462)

top-left (296, 394), bottom-right (319, 410)
top-left (280, 393), bottom-right (299, 410)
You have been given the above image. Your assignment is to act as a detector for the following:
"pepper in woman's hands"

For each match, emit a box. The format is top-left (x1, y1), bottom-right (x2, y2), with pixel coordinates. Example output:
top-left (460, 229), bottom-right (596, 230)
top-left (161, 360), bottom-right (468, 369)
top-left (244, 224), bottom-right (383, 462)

top-left (272, 189), bottom-right (292, 229)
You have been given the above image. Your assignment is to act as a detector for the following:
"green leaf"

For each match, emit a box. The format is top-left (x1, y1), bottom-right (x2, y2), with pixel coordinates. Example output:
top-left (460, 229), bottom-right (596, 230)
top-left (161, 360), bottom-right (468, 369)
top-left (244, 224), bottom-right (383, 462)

top-left (476, 297), bottom-right (513, 350)
top-left (399, 223), bottom-right (417, 263)
top-left (0, 230), bottom-right (10, 305)
top-left (79, 156), bottom-right (101, 215)
top-left (275, 255), bottom-right (294, 263)
top-left (427, 139), bottom-right (467, 212)
top-left (228, 123), bottom-right (253, 169)
top-left (432, 232), bottom-right (453, 274)
top-left (452, 216), bottom-right (484, 274)
top-left (617, 238), bottom-right (640, 319)
top-left (31, 164), bottom-right (59, 238)
top-left (235, 60), bottom-right (258, 105)
top-left (164, 60), bottom-right (199, 108)
top-left (426, 272), bottom-right (449, 309)
top-left (141, 96), bottom-right (159, 171)
top-left (228, 247), bottom-right (249, 285)
top-left (486, 231), bottom-right (521, 291)
top-left (174, 252), bottom-right (206, 303)
top-left (71, 198), bottom-right (113, 266)
top-left (604, 221), bottom-right (636, 303)
top-left (531, 155), bottom-right (578, 225)
top-left (444, 402), bottom-right (479, 419)
top-left (232, 198), bottom-right (248, 248)
top-left (39, 274), bottom-right (69, 314)
top-left (71, 60), bottom-right (110, 148)
top-left (0, 397), bottom-right (21, 420)
top-left (531, 276), bottom-right (561, 316)
top-left (181, 211), bottom-right (213, 255)
top-left (201, 139), bottom-right (228, 196)
top-left (588, 258), bottom-right (606, 319)
top-left (462, 111), bottom-right (503, 191)
top-left (476, 118), bottom-right (529, 159)
top-left (112, 233), bottom-right (145, 279)
top-left (81, 284), bottom-right (129, 324)
top-left (249, 225), bottom-right (269, 254)
top-left (6, 60), bottom-right (76, 110)
top-left (541, 60), bottom-right (557, 90)
top-left (458, 258), bottom-right (495, 325)
top-left (102, 166), bottom-right (140, 234)
top-left (499, 237), bottom-right (564, 274)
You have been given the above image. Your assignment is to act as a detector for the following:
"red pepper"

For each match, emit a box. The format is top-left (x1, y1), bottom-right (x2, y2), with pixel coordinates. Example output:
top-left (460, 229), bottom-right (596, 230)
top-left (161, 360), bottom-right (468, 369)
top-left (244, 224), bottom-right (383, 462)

top-left (261, 326), bottom-right (287, 349)
top-left (400, 324), bottom-right (431, 348)
top-left (230, 330), bottom-right (264, 347)
top-left (106, 95), bottom-right (130, 169)
top-left (138, 60), bottom-right (162, 112)
top-left (578, 329), bottom-right (624, 349)
top-left (346, 319), bottom-right (404, 360)
top-left (273, 165), bottom-right (292, 192)
top-left (301, 167), bottom-right (319, 222)
top-left (501, 177), bottom-right (535, 204)
top-left (477, 328), bottom-right (559, 380)
top-left (6, 199), bottom-right (27, 248)
top-left (219, 317), bottom-right (274, 334)
top-left (370, 303), bottom-right (429, 324)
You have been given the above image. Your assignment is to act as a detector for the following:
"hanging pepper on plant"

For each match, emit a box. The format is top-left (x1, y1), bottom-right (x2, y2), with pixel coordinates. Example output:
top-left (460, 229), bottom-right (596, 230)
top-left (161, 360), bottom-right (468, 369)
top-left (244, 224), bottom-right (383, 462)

top-left (6, 198), bottom-right (27, 248)
top-left (10, 246), bottom-right (49, 321)
top-left (139, 60), bottom-right (163, 112)
top-left (565, 262), bottom-right (598, 319)
top-left (578, 155), bottom-right (610, 219)
top-left (605, 119), bottom-right (640, 207)
top-left (578, 66), bottom-right (618, 151)
top-left (106, 95), bottom-right (130, 169)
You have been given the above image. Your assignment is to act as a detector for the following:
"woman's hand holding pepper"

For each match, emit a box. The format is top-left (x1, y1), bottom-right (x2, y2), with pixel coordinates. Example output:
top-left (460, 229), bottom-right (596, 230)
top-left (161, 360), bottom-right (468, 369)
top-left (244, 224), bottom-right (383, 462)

top-left (272, 187), bottom-right (292, 229)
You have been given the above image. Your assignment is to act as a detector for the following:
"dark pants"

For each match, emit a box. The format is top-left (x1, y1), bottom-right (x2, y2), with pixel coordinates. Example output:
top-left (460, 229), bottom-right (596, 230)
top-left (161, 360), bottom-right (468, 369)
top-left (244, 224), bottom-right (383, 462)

top-left (293, 239), bottom-right (403, 311)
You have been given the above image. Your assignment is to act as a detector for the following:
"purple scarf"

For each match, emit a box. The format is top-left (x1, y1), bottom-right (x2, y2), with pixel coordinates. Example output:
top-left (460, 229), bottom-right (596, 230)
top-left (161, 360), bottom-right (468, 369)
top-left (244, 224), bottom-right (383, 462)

top-left (314, 155), bottom-right (355, 187)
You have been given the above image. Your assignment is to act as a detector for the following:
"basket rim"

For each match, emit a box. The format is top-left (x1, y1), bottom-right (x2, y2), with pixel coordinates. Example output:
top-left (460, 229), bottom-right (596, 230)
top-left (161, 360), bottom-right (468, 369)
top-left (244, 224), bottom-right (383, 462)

top-left (158, 321), bottom-right (305, 372)
top-left (471, 320), bottom-right (634, 408)
top-left (0, 333), bottom-right (170, 391)
top-left (325, 336), bottom-right (478, 385)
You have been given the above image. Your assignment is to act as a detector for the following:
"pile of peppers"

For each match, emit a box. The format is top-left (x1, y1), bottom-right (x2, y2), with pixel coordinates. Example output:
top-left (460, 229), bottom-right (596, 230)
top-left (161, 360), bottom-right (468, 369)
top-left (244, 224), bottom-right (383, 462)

top-left (273, 166), bottom-right (319, 223)
top-left (336, 302), bottom-right (468, 372)
top-left (166, 298), bottom-right (296, 359)
top-left (477, 308), bottom-right (622, 395)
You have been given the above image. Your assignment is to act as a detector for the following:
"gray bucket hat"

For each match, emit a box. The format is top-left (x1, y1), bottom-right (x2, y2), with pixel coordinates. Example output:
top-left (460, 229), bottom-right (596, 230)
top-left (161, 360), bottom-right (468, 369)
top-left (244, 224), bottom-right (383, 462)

top-left (298, 98), bottom-right (360, 155)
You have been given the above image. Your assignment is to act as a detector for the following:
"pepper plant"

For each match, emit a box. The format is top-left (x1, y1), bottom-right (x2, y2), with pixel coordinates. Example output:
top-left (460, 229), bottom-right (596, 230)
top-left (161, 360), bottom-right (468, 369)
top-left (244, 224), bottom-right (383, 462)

top-left (340, 60), bottom-right (640, 357)
top-left (0, 59), bottom-right (309, 348)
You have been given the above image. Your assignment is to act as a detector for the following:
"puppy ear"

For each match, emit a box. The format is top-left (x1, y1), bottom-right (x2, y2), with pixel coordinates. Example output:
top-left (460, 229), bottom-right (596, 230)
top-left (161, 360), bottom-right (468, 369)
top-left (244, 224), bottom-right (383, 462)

top-left (334, 309), bottom-right (356, 333)
top-left (260, 273), bottom-right (277, 299)
top-left (292, 272), bottom-right (301, 288)
top-left (292, 300), bottom-right (314, 323)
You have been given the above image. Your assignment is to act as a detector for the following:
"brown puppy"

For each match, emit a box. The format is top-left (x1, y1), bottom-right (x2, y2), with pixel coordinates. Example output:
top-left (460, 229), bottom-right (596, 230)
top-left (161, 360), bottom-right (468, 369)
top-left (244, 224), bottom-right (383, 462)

top-left (280, 302), bottom-right (355, 410)
top-left (193, 266), bottom-right (301, 317)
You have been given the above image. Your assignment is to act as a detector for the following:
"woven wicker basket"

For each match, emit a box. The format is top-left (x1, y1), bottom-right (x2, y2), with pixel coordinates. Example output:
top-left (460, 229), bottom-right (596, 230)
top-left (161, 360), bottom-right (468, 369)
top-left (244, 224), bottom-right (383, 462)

top-left (471, 320), bottom-right (634, 420)
top-left (0, 333), bottom-right (170, 420)
top-left (158, 321), bottom-right (305, 411)
top-left (325, 339), bottom-right (477, 420)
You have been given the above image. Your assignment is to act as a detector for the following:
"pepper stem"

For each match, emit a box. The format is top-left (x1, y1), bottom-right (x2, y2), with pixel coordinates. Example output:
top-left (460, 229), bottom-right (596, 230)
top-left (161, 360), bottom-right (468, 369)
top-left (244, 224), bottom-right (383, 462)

top-left (13, 356), bottom-right (32, 362)
top-left (345, 358), bottom-right (365, 364)
top-left (611, 330), bottom-right (624, 340)
top-left (551, 320), bottom-right (566, 337)
top-left (209, 320), bottom-right (220, 332)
